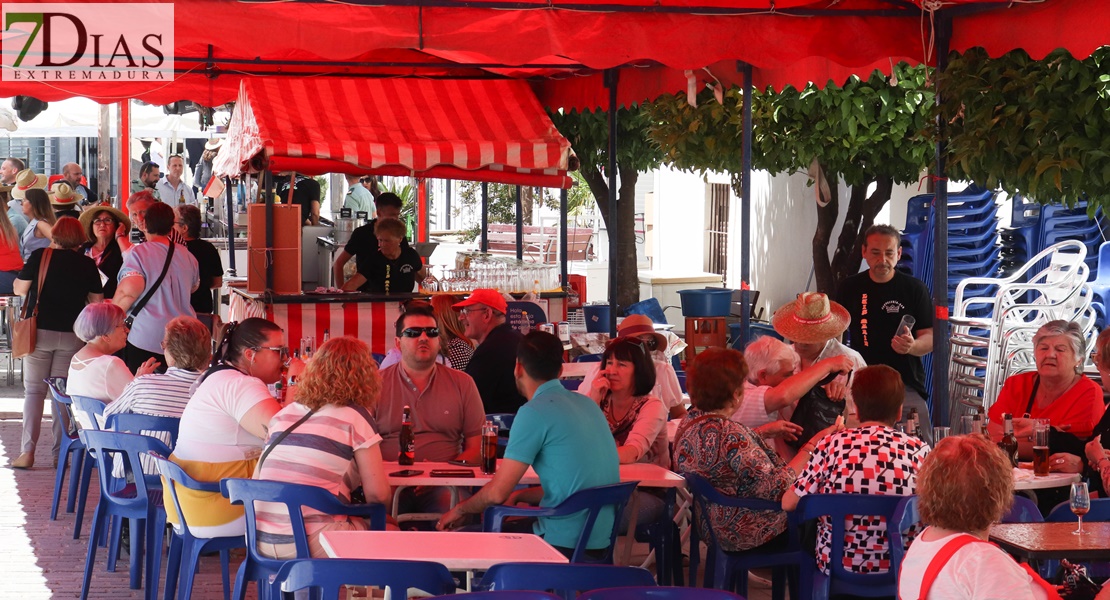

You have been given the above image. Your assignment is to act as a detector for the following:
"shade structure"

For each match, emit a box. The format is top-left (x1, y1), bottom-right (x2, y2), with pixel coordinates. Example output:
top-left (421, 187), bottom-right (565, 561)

top-left (211, 78), bottom-right (572, 188)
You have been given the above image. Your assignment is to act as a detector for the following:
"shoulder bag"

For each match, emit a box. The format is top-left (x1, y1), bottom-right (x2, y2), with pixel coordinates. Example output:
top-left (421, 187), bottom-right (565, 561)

top-left (253, 407), bottom-right (317, 476)
top-left (124, 240), bottom-right (175, 328)
top-left (11, 248), bottom-right (53, 358)
top-left (787, 373), bottom-right (846, 449)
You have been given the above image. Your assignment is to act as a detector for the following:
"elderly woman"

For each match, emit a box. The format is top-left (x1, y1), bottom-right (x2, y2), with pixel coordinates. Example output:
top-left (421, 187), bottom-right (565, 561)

top-left (988, 320), bottom-right (1104, 455)
top-left (11, 216), bottom-right (103, 469)
top-left (783, 364), bottom-right (930, 576)
top-left (673, 347), bottom-right (832, 552)
top-left (431, 294), bottom-right (474, 370)
top-left (587, 336), bottom-right (669, 468)
top-left (170, 318), bottom-right (286, 537)
top-left (254, 336), bottom-right (393, 559)
top-left (67, 302), bottom-right (158, 427)
top-left (79, 205), bottom-right (129, 299)
top-left (1044, 327), bottom-right (1110, 489)
top-left (899, 435), bottom-right (1054, 600)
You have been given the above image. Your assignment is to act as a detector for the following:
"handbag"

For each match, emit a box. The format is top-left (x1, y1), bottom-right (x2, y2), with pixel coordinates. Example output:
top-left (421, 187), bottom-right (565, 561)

top-left (124, 240), bottom-right (175, 328)
top-left (787, 373), bottom-right (846, 449)
top-left (11, 248), bottom-right (53, 359)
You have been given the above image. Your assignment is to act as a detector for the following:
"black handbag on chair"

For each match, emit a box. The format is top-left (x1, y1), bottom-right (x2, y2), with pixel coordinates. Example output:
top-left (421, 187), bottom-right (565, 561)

top-left (787, 373), bottom-right (846, 449)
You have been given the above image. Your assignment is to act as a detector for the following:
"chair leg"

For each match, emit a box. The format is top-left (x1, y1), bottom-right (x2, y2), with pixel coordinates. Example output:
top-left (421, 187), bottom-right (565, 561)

top-left (232, 560), bottom-right (248, 600)
top-left (179, 538), bottom-right (202, 600)
top-left (107, 516), bottom-right (121, 572)
top-left (73, 457), bottom-right (95, 539)
top-left (81, 503), bottom-right (106, 600)
top-left (66, 450), bottom-right (84, 513)
top-left (129, 516), bottom-right (145, 590)
top-left (164, 535), bottom-right (182, 600)
top-left (146, 512), bottom-right (167, 600)
top-left (50, 445), bottom-right (71, 520)
top-left (220, 548), bottom-right (232, 600)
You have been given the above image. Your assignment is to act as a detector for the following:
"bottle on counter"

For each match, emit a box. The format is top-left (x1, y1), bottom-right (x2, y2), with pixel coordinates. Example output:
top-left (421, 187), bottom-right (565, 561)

top-left (999, 413), bottom-right (1019, 467)
top-left (323, 329), bottom-right (330, 344)
top-left (398, 405), bottom-right (415, 465)
top-left (906, 408), bottom-right (919, 439)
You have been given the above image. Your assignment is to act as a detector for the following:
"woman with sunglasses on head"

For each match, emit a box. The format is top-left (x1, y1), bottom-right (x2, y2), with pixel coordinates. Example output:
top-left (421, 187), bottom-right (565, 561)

top-left (169, 317), bottom-right (287, 538)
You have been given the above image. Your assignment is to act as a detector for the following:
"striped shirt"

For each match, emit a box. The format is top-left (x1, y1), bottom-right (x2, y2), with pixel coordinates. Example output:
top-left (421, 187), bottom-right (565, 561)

top-left (254, 403), bottom-right (382, 549)
top-left (104, 367), bottom-right (199, 474)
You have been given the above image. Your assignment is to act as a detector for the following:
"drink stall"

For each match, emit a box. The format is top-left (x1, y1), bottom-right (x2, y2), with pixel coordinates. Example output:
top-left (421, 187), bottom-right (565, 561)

top-left (212, 77), bottom-right (574, 353)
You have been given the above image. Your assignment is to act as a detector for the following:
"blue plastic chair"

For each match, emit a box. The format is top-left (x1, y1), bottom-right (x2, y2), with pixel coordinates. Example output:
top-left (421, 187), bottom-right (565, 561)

top-left (579, 587), bottom-right (746, 600)
top-left (220, 478), bottom-right (388, 600)
top-left (483, 481), bottom-right (637, 564)
top-left (1002, 495), bottom-right (1045, 524)
top-left (795, 493), bottom-right (906, 600)
top-left (275, 558), bottom-right (455, 599)
top-left (69, 395), bottom-right (109, 540)
top-left (574, 353), bottom-right (603, 363)
top-left (78, 430), bottom-right (171, 600)
top-left (684, 473), bottom-right (800, 599)
top-left (45, 377), bottom-right (87, 524)
top-left (71, 394), bottom-right (107, 431)
top-left (106, 413), bottom-right (181, 482)
top-left (148, 454), bottom-right (244, 600)
top-left (1047, 498), bottom-right (1110, 522)
top-left (479, 563), bottom-right (656, 600)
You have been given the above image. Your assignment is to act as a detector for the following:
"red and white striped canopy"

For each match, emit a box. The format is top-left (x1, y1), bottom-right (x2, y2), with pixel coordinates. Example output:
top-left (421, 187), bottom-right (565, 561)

top-left (212, 78), bottom-right (573, 188)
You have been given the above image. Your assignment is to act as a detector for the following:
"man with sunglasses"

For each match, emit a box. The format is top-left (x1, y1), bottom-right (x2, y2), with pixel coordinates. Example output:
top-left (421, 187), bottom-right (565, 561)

top-left (455, 289), bottom-right (527, 414)
top-left (377, 302), bottom-right (485, 517)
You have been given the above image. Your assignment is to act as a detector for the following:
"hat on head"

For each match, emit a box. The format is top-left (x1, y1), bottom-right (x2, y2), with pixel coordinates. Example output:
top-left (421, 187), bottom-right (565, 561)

top-left (772, 292), bottom-right (851, 344)
top-left (49, 182), bottom-right (79, 207)
top-left (453, 288), bottom-right (508, 314)
top-left (617, 314), bottom-right (667, 349)
top-left (11, 169), bottom-right (46, 199)
top-left (78, 204), bottom-right (130, 237)
top-left (204, 138), bottom-right (224, 151)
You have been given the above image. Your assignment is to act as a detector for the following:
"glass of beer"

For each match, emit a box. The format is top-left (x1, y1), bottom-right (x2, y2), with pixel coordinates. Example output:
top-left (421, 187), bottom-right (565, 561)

top-left (481, 421), bottom-right (499, 475)
top-left (1033, 419), bottom-right (1051, 477)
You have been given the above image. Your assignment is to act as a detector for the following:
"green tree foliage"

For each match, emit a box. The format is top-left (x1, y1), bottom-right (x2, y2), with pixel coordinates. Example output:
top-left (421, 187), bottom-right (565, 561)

top-left (938, 47), bottom-right (1110, 208)
top-left (548, 105), bottom-right (663, 309)
top-left (645, 65), bottom-right (935, 293)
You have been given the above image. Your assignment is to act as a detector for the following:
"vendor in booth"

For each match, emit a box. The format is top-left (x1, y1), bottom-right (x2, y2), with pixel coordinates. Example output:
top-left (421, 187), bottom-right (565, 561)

top-left (339, 217), bottom-right (426, 293)
top-left (332, 192), bottom-right (408, 287)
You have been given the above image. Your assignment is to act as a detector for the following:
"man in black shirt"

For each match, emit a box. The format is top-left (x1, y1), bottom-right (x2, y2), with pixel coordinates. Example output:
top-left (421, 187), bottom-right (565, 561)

top-left (276, 174), bottom-right (321, 226)
top-left (454, 289), bottom-right (526, 414)
top-left (332, 192), bottom-right (406, 287)
top-left (174, 204), bottom-right (223, 314)
top-left (836, 224), bottom-right (935, 443)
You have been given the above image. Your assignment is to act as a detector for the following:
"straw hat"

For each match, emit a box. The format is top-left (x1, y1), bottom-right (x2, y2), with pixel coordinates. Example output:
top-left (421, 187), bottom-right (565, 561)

top-left (11, 169), bottom-right (46, 199)
top-left (49, 182), bottom-right (80, 207)
top-left (78, 204), bottom-right (131, 237)
top-left (616, 314), bottom-right (667, 349)
top-left (204, 138), bottom-right (224, 151)
top-left (771, 292), bottom-right (851, 344)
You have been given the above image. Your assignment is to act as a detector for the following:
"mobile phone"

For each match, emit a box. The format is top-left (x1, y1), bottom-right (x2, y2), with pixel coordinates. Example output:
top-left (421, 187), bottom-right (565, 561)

top-left (389, 469), bottom-right (424, 477)
top-left (447, 459), bottom-right (475, 467)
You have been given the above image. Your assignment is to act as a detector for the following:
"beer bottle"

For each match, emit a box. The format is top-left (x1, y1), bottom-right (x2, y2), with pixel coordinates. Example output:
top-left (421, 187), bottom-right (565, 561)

top-left (999, 413), bottom-right (1019, 467)
top-left (398, 405), bottom-right (415, 465)
top-left (906, 408), bottom-right (919, 438)
top-left (273, 380), bottom-right (285, 404)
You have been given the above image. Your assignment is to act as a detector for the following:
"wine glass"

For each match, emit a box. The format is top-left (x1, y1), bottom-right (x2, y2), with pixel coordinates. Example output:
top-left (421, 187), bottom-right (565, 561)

top-left (1070, 482), bottom-right (1090, 535)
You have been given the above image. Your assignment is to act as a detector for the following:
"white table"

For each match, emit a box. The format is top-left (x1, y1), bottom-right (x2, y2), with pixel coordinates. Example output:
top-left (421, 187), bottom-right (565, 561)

top-left (385, 460), bottom-right (685, 489)
top-left (558, 362), bottom-right (594, 379)
top-left (1012, 468), bottom-right (1081, 491)
top-left (319, 530), bottom-right (567, 590)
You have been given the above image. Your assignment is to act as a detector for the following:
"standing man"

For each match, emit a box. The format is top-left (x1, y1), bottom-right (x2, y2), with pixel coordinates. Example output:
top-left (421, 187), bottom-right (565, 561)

top-left (331, 192), bottom-right (406, 287)
top-left (342, 174), bottom-right (375, 216)
top-left (454, 289), bottom-right (526, 414)
top-left (174, 204), bottom-right (223, 315)
top-left (131, 162), bottom-right (161, 198)
top-left (61, 162), bottom-right (92, 204)
top-left (836, 224), bottom-right (935, 442)
top-left (119, 190), bottom-right (158, 252)
top-left (377, 302), bottom-right (485, 514)
top-left (437, 331), bottom-right (620, 559)
top-left (2, 157), bottom-right (29, 237)
top-left (157, 155), bottom-right (197, 206)
top-left (276, 174), bottom-right (320, 226)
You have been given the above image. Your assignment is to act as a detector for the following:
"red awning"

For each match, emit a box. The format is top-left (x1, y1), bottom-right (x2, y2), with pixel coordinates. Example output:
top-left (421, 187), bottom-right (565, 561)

top-left (212, 78), bottom-right (572, 188)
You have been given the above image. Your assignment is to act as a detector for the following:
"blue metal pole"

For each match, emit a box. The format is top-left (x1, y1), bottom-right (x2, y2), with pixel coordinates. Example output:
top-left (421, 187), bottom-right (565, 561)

top-left (515, 185), bottom-right (524, 261)
top-left (740, 62), bottom-right (753, 346)
top-left (931, 12), bottom-right (953, 426)
top-left (480, 182), bottom-right (489, 253)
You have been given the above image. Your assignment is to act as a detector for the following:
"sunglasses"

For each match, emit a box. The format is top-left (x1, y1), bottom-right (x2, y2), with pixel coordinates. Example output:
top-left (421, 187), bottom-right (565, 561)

top-left (400, 327), bottom-right (440, 338)
top-left (254, 345), bottom-right (290, 359)
top-left (93, 217), bottom-right (116, 225)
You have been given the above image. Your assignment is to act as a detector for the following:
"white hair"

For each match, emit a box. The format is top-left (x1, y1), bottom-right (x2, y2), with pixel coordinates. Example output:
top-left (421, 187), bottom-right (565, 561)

top-left (743, 335), bottom-right (795, 380)
top-left (73, 302), bottom-right (125, 342)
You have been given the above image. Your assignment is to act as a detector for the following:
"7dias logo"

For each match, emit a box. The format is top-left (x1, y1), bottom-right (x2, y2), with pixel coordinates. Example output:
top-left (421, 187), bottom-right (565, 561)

top-left (2, 3), bottom-right (174, 82)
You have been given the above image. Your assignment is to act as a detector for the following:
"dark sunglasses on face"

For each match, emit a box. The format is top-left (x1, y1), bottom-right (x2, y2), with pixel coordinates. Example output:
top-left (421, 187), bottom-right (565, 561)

top-left (401, 327), bottom-right (440, 338)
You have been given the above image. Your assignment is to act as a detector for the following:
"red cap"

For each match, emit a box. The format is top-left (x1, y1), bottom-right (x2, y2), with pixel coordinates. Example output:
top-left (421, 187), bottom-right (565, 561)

top-left (453, 288), bottom-right (508, 314)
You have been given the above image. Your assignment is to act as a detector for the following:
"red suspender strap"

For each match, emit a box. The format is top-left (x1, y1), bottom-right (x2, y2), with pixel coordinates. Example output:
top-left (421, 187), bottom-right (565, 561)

top-left (906, 533), bottom-right (983, 600)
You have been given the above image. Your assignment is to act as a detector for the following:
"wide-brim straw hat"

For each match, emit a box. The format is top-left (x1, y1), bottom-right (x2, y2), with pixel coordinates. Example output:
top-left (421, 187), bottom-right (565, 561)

top-left (11, 169), bottom-right (46, 199)
top-left (79, 204), bottom-right (131, 236)
top-left (772, 292), bottom-right (851, 344)
top-left (49, 182), bottom-right (80, 206)
top-left (616, 314), bottom-right (667, 349)
top-left (205, 138), bottom-right (224, 151)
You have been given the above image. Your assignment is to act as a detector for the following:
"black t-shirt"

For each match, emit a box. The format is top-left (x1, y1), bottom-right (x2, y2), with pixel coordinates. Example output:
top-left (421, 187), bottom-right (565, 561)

top-left (357, 246), bottom-right (423, 294)
top-left (835, 270), bottom-right (934, 397)
top-left (344, 218), bottom-right (411, 272)
top-left (276, 176), bottom-right (320, 224)
top-left (465, 322), bottom-right (526, 414)
top-left (19, 248), bottom-right (104, 332)
top-left (184, 238), bottom-right (223, 313)
top-left (83, 239), bottom-right (123, 299)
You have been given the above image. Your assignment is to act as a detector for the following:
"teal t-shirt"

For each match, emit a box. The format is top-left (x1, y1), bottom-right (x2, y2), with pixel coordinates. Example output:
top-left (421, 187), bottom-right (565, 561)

top-left (504, 379), bottom-right (620, 550)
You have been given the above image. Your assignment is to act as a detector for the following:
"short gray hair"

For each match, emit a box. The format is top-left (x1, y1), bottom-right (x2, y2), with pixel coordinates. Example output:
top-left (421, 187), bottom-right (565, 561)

top-left (743, 335), bottom-right (795, 381)
top-left (73, 302), bottom-right (125, 342)
top-left (1033, 320), bottom-right (1085, 359)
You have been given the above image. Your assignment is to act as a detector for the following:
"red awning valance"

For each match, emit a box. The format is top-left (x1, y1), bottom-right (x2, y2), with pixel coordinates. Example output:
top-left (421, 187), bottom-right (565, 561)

top-left (213, 78), bottom-right (572, 188)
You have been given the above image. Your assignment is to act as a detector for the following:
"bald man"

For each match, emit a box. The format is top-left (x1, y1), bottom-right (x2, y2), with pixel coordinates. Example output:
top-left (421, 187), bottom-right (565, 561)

top-left (62, 162), bottom-right (92, 204)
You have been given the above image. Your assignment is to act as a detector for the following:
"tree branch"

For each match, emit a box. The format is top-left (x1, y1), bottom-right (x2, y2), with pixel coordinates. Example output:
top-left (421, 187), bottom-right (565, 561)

top-left (812, 166), bottom-right (840, 295)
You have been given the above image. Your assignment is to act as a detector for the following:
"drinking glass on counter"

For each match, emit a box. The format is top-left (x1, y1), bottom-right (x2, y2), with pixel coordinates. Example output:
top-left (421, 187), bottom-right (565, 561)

top-left (1070, 482), bottom-right (1090, 535)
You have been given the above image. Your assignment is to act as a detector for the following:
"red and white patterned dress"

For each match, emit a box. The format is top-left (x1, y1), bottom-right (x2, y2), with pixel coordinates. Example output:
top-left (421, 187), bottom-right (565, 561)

top-left (792, 424), bottom-right (930, 574)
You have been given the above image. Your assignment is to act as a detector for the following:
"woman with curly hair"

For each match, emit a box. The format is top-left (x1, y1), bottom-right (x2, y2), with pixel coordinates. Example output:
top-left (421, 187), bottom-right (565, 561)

top-left (254, 335), bottom-right (393, 559)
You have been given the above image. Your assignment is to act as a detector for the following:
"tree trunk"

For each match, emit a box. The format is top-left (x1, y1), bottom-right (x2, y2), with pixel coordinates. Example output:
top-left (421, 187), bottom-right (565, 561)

top-left (830, 176), bottom-right (895, 286)
top-left (521, 186), bottom-right (535, 224)
top-left (579, 162), bottom-right (641, 310)
top-left (812, 166), bottom-right (841, 295)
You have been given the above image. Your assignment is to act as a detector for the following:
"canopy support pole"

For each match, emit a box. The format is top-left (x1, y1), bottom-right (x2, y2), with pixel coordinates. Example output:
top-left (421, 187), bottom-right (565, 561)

top-left (560, 188), bottom-right (568, 290)
top-left (605, 68), bottom-right (619, 337)
top-left (931, 11), bottom-right (953, 426)
top-left (225, 176), bottom-right (236, 276)
top-left (740, 61), bottom-right (753, 348)
top-left (97, 104), bottom-right (110, 201)
top-left (118, 100), bottom-right (130, 209)
top-left (265, 171), bottom-right (275, 294)
top-left (417, 178), bottom-right (429, 243)
top-left (445, 180), bottom-right (452, 230)
top-left (515, 185), bottom-right (523, 261)
top-left (480, 182), bottom-right (489, 253)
